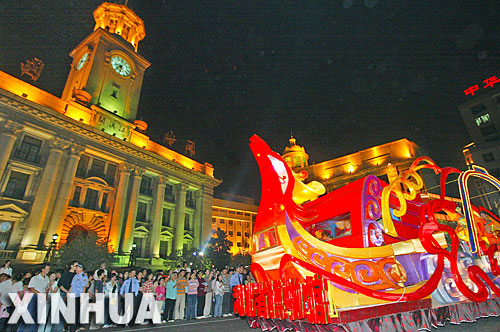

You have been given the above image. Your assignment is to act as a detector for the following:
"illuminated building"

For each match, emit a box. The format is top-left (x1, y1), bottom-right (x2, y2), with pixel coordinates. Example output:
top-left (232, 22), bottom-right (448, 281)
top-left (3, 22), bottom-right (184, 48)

top-left (460, 90), bottom-right (500, 212)
top-left (282, 136), bottom-right (422, 193)
top-left (211, 194), bottom-right (257, 255)
top-left (0, 2), bottom-right (220, 265)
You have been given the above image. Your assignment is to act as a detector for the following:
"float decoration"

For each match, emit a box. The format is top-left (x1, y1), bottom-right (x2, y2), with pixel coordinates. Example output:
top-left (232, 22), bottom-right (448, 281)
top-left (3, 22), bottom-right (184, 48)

top-left (242, 135), bottom-right (500, 328)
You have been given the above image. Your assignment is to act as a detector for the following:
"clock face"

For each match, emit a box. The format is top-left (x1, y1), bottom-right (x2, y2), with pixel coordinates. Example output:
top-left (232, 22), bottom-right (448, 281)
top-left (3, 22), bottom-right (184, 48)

top-left (110, 55), bottom-right (131, 77)
top-left (0, 222), bottom-right (11, 233)
top-left (76, 52), bottom-right (89, 71)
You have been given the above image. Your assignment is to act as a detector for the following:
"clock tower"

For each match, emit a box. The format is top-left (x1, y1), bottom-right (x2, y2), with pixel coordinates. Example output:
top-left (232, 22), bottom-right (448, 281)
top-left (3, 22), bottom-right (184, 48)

top-left (62, 2), bottom-right (150, 123)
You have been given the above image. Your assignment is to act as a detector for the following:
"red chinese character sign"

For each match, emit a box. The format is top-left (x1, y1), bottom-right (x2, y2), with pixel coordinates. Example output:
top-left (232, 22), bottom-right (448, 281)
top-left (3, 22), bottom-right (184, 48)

top-left (240, 135), bottom-right (500, 324)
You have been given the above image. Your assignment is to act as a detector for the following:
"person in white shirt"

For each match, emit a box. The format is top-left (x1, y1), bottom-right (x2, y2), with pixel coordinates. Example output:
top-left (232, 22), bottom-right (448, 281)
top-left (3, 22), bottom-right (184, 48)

top-left (213, 274), bottom-right (225, 317)
top-left (0, 273), bottom-right (23, 331)
top-left (93, 263), bottom-right (108, 280)
top-left (18, 263), bottom-right (50, 332)
top-left (0, 261), bottom-right (12, 277)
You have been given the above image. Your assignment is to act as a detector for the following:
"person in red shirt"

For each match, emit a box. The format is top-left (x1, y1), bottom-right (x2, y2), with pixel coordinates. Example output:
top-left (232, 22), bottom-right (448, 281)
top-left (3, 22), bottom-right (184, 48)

top-left (196, 271), bottom-right (206, 318)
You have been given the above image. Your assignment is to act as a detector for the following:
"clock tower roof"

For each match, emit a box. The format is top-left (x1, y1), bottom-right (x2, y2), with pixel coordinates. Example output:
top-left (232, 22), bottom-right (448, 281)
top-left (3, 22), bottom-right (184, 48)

top-left (93, 2), bottom-right (146, 52)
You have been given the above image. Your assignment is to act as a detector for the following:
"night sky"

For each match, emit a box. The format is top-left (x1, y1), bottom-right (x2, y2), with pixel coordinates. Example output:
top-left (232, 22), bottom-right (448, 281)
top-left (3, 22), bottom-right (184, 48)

top-left (1, 0), bottom-right (499, 201)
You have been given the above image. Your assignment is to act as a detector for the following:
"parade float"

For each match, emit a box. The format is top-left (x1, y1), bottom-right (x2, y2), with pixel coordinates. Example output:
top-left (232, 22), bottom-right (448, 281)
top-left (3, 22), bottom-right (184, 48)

top-left (234, 135), bottom-right (500, 332)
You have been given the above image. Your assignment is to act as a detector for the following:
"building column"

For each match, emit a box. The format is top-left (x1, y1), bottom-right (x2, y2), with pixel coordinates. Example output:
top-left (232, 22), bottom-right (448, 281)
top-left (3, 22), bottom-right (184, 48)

top-left (200, 186), bottom-right (214, 248)
top-left (44, 145), bottom-right (84, 246)
top-left (150, 176), bottom-right (166, 258)
top-left (21, 139), bottom-right (66, 248)
top-left (107, 163), bottom-right (131, 253)
top-left (193, 190), bottom-right (203, 248)
top-left (120, 167), bottom-right (144, 254)
top-left (0, 120), bottom-right (22, 181)
top-left (172, 184), bottom-right (187, 253)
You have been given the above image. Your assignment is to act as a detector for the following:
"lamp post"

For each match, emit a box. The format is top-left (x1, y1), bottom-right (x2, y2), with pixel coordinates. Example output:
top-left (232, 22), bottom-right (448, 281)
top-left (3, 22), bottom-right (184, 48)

top-left (44, 233), bottom-right (59, 263)
top-left (128, 243), bottom-right (137, 267)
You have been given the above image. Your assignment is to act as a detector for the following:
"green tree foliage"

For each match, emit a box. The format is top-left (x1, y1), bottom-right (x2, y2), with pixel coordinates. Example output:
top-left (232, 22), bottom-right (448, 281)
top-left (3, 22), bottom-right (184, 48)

top-left (231, 252), bottom-right (252, 267)
top-left (53, 234), bottom-right (114, 271)
top-left (164, 247), bottom-right (212, 271)
top-left (206, 228), bottom-right (231, 270)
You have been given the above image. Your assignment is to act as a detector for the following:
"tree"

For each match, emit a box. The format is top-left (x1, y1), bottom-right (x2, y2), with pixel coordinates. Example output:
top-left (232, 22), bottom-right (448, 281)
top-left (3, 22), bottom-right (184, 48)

top-left (206, 228), bottom-right (231, 270)
top-left (53, 234), bottom-right (114, 271)
top-left (164, 247), bottom-right (212, 271)
top-left (231, 252), bottom-right (252, 267)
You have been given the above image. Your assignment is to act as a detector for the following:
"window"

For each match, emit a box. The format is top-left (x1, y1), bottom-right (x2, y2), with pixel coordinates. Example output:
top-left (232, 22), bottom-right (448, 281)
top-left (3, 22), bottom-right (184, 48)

top-left (162, 208), bottom-right (171, 227)
top-left (3, 171), bottom-right (29, 200)
top-left (105, 164), bottom-right (117, 186)
top-left (237, 211), bottom-right (243, 215)
top-left (475, 113), bottom-right (491, 126)
top-left (89, 159), bottom-right (105, 178)
top-left (186, 190), bottom-right (195, 208)
top-left (483, 153), bottom-right (495, 162)
top-left (228, 231), bottom-right (233, 236)
top-left (229, 220), bottom-right (233, 226)
top-left (184, 213), bottom-right (192, 230)
top-left (212, 218), bottom-right (216, 224)
top-left (140, 176), bottom-right (152, 196)
top-left (70, 186), bottom-right (82, 207)
top-left (159, 240), bottom-right (169, 258)
top-left (14, 135), bottom-right (42, 164)
top-left (237, 242), bottom-right (241, 247)
top-left (83, 189), bottom-right (99, 210)
top-left (164, 184), bottom-right (174, 202)
top-left (136, 202), bottom-right (147, 222)
top-left (480, 125), bottom-right (498, 136)
top-left (471, 104), bottom-right (486, 115)
top-left (237, 232), bottom-right (242, 237)
top-left (76, 155), bottom-right (89, 178)
top-left (100, 193), bottom-right (108, 212)
top-left (245, 232), bottom-right (249, 237)
top-left (220, 220), bottom-right (225, 224)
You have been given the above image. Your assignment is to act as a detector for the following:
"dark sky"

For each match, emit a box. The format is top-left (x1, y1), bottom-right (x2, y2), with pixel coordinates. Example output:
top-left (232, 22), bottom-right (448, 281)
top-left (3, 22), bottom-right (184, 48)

top-left (0, 0), bottom-right (498, 200)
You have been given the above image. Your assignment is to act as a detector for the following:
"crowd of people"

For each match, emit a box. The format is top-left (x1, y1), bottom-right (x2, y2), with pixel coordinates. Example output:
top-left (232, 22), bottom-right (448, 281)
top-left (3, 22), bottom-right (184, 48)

top-left (0, 260), bottom-right (255, 332)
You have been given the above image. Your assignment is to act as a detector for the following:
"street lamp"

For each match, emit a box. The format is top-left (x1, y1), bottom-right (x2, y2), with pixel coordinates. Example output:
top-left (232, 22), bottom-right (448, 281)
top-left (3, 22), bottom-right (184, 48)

top-left (44, 233), bottom-right (58, 263)
top-left (128, 243), bottom-right (137, 267)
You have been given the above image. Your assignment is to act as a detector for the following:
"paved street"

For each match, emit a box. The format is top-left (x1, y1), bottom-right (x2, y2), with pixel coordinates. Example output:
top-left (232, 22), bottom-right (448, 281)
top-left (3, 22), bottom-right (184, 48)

top-left (89, 315), bottom-right (500, 332)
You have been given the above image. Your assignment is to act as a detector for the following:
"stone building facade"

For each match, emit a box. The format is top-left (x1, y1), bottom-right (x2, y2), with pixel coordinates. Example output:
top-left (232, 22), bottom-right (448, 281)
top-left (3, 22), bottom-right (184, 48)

top-left (0, 2), bottom-right (220, 265)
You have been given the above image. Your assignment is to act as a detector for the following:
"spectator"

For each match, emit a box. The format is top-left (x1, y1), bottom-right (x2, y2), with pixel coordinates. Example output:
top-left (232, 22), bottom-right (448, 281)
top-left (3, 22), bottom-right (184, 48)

top-left (59, 261), bottom-right (77, 300)
top-left (103, 274), bottom-right (119, 328)
top-left (0, 273), bottom-right (22, 331)
top-left (196, 271), bottom-right (206, 318)
top-left (221, 268), bottom-right (231, 316)
top-left (18, 263), bottom-right (50, 332)
top-left (69, 263), bottom-right (87, 332)
top-left (93, 263), bottom-right (108, 280)
top-left (183, 262), bottom-right (191, 273)
top-left (154, 277), bottom-right (166, 319)
top-left (213, 273), bottom-right (224, 318)
top-left (164, 272), bottom-right (177, 322)
top-left (0, 260), bottom-right (12, 276)
top-left (229, 266), bottom-right (244, 314)
top-left (89, 269), bottom-right (105, 330)
top-left (119, 269), bottom-right (140, 327)
top-left (174, 270), bottom-right (187, 320)
top-left (185, 273), bottom-right (199, 320)
top-left (203, 270), bottom-right (214, 317)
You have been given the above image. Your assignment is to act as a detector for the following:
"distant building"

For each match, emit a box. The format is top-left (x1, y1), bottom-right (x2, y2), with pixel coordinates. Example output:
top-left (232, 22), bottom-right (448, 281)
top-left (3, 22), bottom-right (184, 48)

top-left (0, 2), bottom-right (220, 266)
top-left (211, 195), bottom-right (258, 255)
top-left (460, 89), bottom-right (500, 212)
top-left (282, 137), bottom-right (423, 193)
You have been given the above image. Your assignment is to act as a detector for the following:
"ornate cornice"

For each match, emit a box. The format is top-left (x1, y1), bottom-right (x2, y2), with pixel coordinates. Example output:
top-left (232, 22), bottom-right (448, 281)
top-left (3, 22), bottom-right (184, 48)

top-left (49, 137), bottom-right (70, 151)
top-left (0, 119), bottom-right (23, 136)
top-left (0, 93), bottom-right (221, 187)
